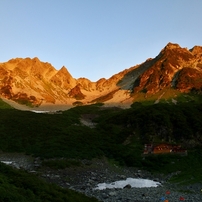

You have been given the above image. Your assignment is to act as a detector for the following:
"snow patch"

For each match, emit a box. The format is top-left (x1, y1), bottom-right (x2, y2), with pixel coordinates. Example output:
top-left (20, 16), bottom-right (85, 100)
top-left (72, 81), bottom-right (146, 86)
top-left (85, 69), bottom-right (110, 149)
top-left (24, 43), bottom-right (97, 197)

top-left (1, 161), bottom-right (13, 165)
top-left (31, 110), bottom-right (50, 113)
top-left (94, 178), bottom-right (161, 190)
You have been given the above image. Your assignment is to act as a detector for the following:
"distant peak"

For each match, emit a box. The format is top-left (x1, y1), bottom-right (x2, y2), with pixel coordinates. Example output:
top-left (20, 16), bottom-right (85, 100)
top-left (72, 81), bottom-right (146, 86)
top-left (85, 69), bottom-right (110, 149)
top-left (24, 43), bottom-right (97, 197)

top-left (158, 42), bottom-right (187, 57)
top-left (59, 66), bottom-right (70, 73)
top-left (32, 57), bottom-right (40, 62)
top-left (164, 42), bottom-right (181, 50)
top-left (189, 46), bottom-right (202, 54)
top-left (57, 66), bottom-right (73, 78)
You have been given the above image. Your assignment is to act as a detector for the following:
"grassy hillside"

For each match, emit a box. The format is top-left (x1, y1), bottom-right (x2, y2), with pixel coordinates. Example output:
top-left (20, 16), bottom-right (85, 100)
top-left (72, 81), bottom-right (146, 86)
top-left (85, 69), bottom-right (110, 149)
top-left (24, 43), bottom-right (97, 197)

top-left (0, 98), bottom-right (13, 109)
top-left (0, 100), bottom-right (202, 186)
top-left (0, 162), bottom-right (98, 202)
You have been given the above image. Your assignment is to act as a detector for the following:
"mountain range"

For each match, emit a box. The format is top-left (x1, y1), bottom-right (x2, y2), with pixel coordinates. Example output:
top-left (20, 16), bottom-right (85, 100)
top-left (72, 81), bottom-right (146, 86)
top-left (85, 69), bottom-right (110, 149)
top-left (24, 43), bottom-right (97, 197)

top-left (0, 42), bottom-right (202, 109)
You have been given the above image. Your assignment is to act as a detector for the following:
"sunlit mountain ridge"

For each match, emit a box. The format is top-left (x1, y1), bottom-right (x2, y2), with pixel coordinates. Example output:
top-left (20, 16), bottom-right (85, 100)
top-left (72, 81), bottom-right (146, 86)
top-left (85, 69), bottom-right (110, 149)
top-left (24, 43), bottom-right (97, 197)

top-left (1, 42), bottom-right (202, 109)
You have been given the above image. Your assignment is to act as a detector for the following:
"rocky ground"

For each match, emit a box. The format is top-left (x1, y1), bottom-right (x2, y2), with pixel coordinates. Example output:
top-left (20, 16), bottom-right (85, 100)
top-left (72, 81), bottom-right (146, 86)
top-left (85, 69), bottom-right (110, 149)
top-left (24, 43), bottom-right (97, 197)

top-left (0, 153), bottom-right (202, 202)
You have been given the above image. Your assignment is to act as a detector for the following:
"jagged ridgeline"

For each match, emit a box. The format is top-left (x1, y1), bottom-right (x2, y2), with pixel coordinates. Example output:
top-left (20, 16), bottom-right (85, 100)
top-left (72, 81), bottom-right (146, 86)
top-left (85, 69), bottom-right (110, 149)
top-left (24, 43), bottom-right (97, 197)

top-left (0, 42), bottom-right (202, 108)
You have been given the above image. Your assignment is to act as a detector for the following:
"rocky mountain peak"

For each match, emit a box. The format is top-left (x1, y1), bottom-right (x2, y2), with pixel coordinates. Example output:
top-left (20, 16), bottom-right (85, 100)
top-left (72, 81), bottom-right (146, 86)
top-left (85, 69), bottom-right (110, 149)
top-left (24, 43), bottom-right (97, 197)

top-left (56, 66), bottom-right (73, 79)
top-left (32, 57), bottom-right (40, 63)
top-left (189, 46), bottom-right (202, 55)
top-left (77, 78), bottom-right (96, 91)
top-left (132, 43), bottom-right (202, 95)
top-left (0, 42), bottom-right (202, 109)
top-left (164, 42), bottom-right (181, 50)
top-left (160, 42), bottom-right (191, 57)
top-left (59, 66), bottom-right (70, 73)
top-left (50, 66), bottom-right (76, 90)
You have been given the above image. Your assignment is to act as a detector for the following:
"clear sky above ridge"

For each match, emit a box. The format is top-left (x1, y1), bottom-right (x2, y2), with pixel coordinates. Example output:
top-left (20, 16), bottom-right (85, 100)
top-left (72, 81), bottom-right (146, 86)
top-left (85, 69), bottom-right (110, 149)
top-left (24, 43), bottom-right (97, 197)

top-left (0, 0), bottom-right (202, 81)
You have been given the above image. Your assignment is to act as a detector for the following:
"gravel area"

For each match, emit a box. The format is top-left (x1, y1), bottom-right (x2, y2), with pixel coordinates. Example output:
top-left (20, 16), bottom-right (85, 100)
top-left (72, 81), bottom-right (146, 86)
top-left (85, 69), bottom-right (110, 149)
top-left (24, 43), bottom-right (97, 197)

top-left (36, 158), bottom-right (202, 202)
top-left (1, 154), bottom-right (202, 202)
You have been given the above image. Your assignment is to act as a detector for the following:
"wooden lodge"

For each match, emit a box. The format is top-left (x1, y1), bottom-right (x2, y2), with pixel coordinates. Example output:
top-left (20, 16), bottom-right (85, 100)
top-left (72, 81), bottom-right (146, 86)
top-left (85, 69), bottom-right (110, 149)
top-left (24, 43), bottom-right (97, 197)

top-left (143, 143), bottom-right (187, 155)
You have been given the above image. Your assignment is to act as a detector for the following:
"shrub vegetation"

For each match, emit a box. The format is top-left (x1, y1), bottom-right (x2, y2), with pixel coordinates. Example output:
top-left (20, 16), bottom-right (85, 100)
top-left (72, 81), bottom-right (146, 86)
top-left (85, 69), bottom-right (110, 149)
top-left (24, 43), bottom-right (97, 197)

top-left (0, 99), bottom-right (202, 194)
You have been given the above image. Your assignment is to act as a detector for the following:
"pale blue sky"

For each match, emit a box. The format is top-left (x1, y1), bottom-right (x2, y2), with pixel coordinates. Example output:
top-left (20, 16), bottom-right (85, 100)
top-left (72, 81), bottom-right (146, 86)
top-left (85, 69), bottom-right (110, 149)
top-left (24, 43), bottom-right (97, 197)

top-left (0, 0), bottom-right (201, 81)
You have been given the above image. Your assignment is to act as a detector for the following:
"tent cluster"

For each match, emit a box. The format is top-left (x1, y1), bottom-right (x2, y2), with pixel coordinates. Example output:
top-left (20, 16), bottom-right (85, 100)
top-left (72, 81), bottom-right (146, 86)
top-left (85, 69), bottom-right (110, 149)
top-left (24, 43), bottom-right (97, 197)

top-left (160, 191), bottom-right (185, 201)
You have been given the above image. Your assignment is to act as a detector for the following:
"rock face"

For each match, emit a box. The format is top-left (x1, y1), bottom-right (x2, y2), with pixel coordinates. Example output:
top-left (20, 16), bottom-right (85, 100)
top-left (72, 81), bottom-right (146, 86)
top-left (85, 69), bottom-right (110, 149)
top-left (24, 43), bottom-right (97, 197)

top-left (0, 42), bottom-right (202, 108)
top-left (68, 84), bottom-right (86, 100)
top-left (132, 42), bottom-right (202, 94)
